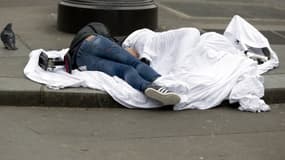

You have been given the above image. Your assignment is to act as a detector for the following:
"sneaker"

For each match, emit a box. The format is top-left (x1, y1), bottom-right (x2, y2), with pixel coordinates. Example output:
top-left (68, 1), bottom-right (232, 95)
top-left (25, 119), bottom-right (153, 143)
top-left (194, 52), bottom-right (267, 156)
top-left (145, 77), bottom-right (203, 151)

top-left (144, 85), bottom-right (181, 105)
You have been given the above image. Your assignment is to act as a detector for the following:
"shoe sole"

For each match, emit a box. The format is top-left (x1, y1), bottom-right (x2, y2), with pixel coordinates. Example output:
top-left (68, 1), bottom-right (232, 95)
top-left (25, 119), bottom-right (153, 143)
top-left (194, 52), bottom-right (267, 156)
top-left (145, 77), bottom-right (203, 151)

top-left (145, 88), bottom-right (181, 105)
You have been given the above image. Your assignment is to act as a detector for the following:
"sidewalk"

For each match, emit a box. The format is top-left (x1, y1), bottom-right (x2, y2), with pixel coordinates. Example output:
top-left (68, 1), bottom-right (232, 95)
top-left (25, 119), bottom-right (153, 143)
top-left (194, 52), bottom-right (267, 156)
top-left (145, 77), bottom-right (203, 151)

top-left (0, 0), bottom-right (284, 108)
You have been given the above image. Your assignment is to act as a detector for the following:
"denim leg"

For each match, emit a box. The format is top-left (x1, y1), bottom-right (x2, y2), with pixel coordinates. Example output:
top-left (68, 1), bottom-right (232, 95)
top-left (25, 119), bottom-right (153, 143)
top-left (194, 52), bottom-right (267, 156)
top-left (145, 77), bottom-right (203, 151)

top-left (82, 35), bottom-right (161, 82)
top-left (76, 39), bottom-right (153, 91)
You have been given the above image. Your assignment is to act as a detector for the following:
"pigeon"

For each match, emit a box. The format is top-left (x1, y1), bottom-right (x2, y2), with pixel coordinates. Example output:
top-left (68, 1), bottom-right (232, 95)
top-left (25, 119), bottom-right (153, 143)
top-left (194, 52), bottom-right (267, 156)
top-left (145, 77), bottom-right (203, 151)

top-left (1, 23), bottom-right (17, 50)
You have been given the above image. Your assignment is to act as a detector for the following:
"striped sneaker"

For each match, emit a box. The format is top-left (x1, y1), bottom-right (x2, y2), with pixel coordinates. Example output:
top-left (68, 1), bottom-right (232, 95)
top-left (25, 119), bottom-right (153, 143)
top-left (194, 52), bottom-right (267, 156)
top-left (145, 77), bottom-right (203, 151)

top-left (144, 85), bottom-right (181, 105)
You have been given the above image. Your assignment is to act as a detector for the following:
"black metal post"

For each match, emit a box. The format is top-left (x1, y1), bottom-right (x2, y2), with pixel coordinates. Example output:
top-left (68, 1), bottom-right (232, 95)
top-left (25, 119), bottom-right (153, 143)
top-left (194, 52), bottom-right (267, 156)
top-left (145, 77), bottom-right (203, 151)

top-left (57, 0), bottom-right (158, 36)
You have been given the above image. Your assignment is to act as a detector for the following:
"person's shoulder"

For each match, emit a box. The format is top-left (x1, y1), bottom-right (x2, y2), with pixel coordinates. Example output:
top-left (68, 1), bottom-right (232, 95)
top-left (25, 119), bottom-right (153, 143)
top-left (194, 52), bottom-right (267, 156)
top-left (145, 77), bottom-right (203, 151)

top-left (122, 28), bottom-right (155, 47)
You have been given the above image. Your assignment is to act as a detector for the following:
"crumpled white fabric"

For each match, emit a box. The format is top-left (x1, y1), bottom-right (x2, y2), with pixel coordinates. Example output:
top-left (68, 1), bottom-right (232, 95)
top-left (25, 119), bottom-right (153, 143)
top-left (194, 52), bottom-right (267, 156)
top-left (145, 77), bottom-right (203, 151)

top-left (224, 15), bottom-right (279, 74)
top-left (24, 49), bottom-right (84, 89)
top-left (24, 15), bottom-right (279, 112)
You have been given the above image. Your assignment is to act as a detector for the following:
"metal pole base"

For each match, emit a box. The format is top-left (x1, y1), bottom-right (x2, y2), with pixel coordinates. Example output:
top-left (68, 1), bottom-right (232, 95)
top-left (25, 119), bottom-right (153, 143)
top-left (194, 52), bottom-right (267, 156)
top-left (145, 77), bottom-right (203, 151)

top-left (57, 0), bottom-right (158, 36)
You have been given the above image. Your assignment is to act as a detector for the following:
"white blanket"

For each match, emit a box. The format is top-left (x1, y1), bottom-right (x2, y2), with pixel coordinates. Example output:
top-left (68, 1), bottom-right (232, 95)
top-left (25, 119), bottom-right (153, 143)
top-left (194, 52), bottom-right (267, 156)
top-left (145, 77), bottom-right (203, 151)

top-left (24, 15), bottom-right (279, 112)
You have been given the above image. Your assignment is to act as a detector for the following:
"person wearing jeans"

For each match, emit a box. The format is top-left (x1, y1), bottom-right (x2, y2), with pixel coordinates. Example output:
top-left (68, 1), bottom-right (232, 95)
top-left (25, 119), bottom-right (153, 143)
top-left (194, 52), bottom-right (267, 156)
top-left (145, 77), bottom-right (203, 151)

top-left (76, 35), bottom-right (160, 92)
top-left (68, 23), bottom-right (180, 105)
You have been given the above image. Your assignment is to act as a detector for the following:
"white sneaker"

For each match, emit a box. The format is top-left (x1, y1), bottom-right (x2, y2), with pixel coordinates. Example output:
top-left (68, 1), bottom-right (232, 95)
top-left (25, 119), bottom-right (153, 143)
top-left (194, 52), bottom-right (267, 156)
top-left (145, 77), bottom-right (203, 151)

top-left (144, 86), bottom-right (180, 105)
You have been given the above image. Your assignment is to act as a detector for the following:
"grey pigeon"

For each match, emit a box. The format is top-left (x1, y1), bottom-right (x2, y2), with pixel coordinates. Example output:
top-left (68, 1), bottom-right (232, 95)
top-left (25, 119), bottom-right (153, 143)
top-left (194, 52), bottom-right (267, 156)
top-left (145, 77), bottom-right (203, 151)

top-left (1, 23), bottom-right (17, 50)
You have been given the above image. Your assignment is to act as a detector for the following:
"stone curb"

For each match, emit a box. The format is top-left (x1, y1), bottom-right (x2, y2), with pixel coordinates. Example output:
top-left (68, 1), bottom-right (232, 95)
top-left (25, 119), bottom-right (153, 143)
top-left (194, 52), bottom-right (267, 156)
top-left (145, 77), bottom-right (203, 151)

top-left (263, 74), bottom-right (285, 104)
top-left (41, 87), bottom-right (122, 108)
top-left (0, 74), bottom-right (284, 107)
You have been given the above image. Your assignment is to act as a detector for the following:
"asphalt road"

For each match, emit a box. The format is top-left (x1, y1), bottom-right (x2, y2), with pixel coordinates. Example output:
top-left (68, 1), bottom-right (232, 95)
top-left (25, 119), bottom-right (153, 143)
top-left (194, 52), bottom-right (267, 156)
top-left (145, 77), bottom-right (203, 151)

top-left (0, 104), bottom-right (285, 160)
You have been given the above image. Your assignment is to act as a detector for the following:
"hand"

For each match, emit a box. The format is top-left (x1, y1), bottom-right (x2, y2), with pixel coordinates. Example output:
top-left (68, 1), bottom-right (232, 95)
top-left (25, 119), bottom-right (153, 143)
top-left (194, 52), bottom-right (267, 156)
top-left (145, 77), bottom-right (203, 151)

top-left (140, 58), bottom-right (150, 65)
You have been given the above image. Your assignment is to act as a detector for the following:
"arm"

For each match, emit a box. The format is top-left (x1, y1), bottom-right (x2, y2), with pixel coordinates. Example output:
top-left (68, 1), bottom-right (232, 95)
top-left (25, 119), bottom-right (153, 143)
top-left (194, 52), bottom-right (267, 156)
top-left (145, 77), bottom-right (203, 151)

top-left (125, 47), bottom-right (151, 65)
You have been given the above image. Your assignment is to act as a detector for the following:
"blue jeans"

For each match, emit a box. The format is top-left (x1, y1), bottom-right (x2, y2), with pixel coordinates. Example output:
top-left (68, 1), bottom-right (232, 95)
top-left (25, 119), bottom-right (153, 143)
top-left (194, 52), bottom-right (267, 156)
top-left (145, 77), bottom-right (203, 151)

top-left (76, 35), bottom-right (161, 91)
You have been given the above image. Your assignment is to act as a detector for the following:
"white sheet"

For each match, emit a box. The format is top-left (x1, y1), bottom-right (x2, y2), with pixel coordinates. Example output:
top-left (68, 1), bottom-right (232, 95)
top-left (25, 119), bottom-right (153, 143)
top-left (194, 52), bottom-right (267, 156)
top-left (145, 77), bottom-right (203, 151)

top-left (24, 15), bottom-right (279, 112)
top-left (224, 15), bottom-right (279, 74)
